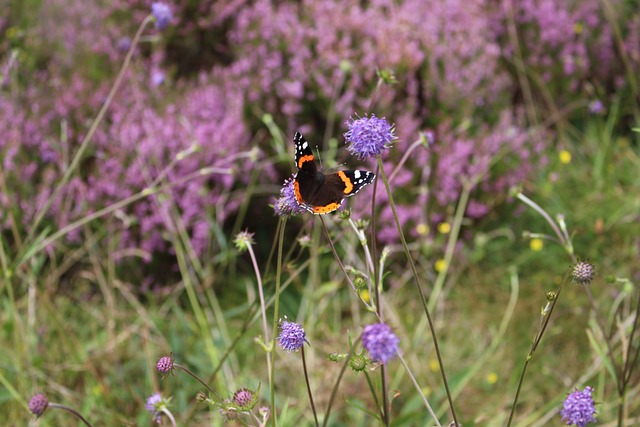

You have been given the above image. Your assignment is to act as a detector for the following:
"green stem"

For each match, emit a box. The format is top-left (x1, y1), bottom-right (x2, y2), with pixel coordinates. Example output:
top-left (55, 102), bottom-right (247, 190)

top-left (270, 218), bottom-right (287, 426)
top-left (377, 157), bottom-right (459, 426)
top-left (301, 346), bottom-right (319, 427)
top-left (27, 16), bottom-right (154, 242)
top-left (48, 403), bottom-right (95, 427)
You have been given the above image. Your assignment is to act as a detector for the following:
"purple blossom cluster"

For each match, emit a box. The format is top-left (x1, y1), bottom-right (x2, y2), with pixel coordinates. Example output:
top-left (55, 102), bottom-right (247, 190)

top-left (1, 0), bottom-right (637, 259)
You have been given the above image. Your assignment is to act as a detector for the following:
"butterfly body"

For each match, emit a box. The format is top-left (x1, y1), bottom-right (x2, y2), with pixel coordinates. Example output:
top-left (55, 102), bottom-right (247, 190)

top-left (293, 132), bottom-right (375, 214)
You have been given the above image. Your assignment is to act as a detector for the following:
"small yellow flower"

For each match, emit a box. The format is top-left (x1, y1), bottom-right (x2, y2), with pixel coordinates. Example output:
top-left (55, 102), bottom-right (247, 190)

top-left (559, 150), bottom-right (572, 164)
top-left (360, 289), bottom-right (370, 303)
top-left (416, 223), bottom-right (429, 235)
top-left (429, 358), bottom-right (439, 372)
top-left (486, 372), bottom-right (498, 384)
top-left (434, 259), bottom-right (447, 272)
top-left (437, 222), bottom-right (451, 234)
top-left (530, 238), bottom-right (544, 251)
top-left (573, 22), bottom-right (583, 34)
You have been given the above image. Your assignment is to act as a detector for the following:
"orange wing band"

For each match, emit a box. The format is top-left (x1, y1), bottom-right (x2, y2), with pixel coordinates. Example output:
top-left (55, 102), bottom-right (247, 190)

top-left (336, 171), bottom-right (353, 194)
top-left (297, 155), bottom-right (315, 170)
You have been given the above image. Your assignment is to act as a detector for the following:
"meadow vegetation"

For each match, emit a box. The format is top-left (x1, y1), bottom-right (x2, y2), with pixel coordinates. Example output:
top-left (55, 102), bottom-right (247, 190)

top-left (1, 0), bottom-right (639, 426)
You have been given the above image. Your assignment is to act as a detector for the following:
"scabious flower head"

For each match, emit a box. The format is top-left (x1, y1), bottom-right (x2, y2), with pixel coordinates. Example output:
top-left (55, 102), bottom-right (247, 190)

top-left (344, 114), bottom-right (395, 159)
top-left (278, 320), bottom-right (307, 352)
top-left (146, 393), bottom-right (170, 423)
top-left (349, 351), bottom-right (368, 372)
top-left (151, 2), bottom-right (172, 30)
top-left (274, 176), bottom-right (305, 216)
top-left (29, 394), bottom-right (48, 417)
top-left (233, 230), bottom-right (255, 253)
top-left (572, 261), bottom-right (596, 285)
top-left (232, 388), bottom-right (258, 411)
top-left (156, 354), bottom-right (174, 375)
top-left (362, 322), bottom-right (399, 364)
top-left (561, 386), bottom-right (596, 427)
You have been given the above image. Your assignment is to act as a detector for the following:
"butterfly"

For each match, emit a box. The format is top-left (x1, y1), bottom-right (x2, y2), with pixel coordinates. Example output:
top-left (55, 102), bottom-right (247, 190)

top-left (292, 132), bottom-right (375, 214)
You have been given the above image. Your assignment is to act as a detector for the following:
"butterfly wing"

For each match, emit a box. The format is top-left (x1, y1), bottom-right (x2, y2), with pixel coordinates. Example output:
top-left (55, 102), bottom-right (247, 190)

top-left (305, 170), bottom-right (376, 214)
top-left (292, 132), bottom-right (375, 215)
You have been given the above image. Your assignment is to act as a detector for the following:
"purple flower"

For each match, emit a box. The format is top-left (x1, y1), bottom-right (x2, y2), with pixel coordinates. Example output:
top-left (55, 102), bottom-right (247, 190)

top-left (278, 320), bottom-right (307, 352)
top-left (572, 261), bottom-right (596, 285)
top-left (156, 354), bottom-right (174, 375)
top-left (344, 114), bottom-right (395, 159)
top-left (561, 386), bottom-right (596, 427)
top-left (115, 37), bottom-right (131, 53)
top-left (588, 100), bottom-right (604, 114)
top-left (151, 2), bottom-right (172, 30)
top-left (150, 69), bottom-right (166, 87)
top-left (274, 176), bottom-right (305, 217)
top-left (232, 388), bottom-right (257, 410)
top-left (362, 322), bottom-right (399, 364)
top-left (145, 393), bottom-right (164, 423)
top-left (29, 394), bottom-right (48, 417)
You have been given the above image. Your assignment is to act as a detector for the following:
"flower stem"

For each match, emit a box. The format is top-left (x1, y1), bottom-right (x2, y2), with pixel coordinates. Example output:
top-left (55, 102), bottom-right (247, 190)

top-left (301, 346), bottom-right (319, 427)
top-left (48, 403), bottom-right (95, 427)
top-left (377, 157), bottom-right (459, 426)
top-left (506, 273), bottom-right (567, 426)
top-left (175, 364), bottom-right (220, 400)
top-left (270, 218), bottom-right (287, 426)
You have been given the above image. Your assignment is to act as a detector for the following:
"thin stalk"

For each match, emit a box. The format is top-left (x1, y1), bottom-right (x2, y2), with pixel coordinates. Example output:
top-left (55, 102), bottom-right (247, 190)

top-left (28, 16), bottom-right (154, 241)
top-left (515, 193), bottom-right (567, 248)
top-left (175, 364), bottom-right (220, 400)
top-left (322, 335), bottom-right (362, 427)
top-left (363, 371), bottom-right (384, 421)
top-left (506, 273), bottom-right (568, 426)
top-left (270, 218), bottom-right (287, 426)
top-left (246, 243), bottom-right (273, 384)
top-left (380, 364), bottom-right (389, 426)
top-left (377, 157), bottom-right (459, 426)
top-left (319, 217), bottom-right (374, 310)
top-left (47, 403), bottom-right (95, 427)
top-left (301, 347), bottom-right (319, 427)
top-left (398, 354), bottom-right (442, 427)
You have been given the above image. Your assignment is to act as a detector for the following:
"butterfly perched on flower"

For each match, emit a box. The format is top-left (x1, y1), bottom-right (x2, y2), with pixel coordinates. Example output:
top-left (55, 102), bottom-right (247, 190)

top-left (292, 132), bottom-right (375, 214)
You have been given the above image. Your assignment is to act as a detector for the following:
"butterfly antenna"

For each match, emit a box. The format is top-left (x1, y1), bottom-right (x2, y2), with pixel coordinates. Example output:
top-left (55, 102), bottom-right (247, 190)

top-left (315, 146), bottom-right (324, 170)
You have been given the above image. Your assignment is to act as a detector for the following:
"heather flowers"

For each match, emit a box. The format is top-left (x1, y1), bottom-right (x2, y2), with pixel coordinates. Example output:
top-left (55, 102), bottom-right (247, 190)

top-left (151, 2), bottom-right (172, 30)
top-left (561, 386), bottom-right (597, 427)
top-left (344, 114), bottom-right (395, 159)
top-left (362, 322), bottom-right (399, 364)
top-left (274, 176), bottom-right (306, 216)
top-left (278, 320), bottom-right (307, 352)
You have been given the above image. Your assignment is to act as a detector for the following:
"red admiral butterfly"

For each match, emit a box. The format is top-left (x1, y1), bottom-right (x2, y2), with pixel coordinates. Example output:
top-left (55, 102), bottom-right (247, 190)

top-left (293, 132), bottom-right (375, 214)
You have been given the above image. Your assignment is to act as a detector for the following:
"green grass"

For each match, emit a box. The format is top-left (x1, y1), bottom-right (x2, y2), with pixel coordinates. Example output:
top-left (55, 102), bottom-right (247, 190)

top-left (2, 120), bottom-right (639, 425)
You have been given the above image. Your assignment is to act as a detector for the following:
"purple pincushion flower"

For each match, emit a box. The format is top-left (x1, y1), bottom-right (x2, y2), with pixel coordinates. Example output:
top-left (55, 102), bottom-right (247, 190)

top-left (278, 320), bottom-right (307, 352)
top-left (145, 393), bottom-right (163, 423)
top-left (362, 322), bottom-right (399, 364)
top-left (572, 261), bottom-right (596, 285)
top-left (156, 355), bottom-right (174, 375)
top-left (29, 394), bottom-right (48, 417)
top-left (344, 114), bottom-right (395, 159)
top-left (274, 176), bottom-right (305, 217)
top-left (232, 388), bottom-right (258, 410)
top-left (561, 386), bottom-right (596, 427)
top-left (151, 2), bottom-right (172, 30)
